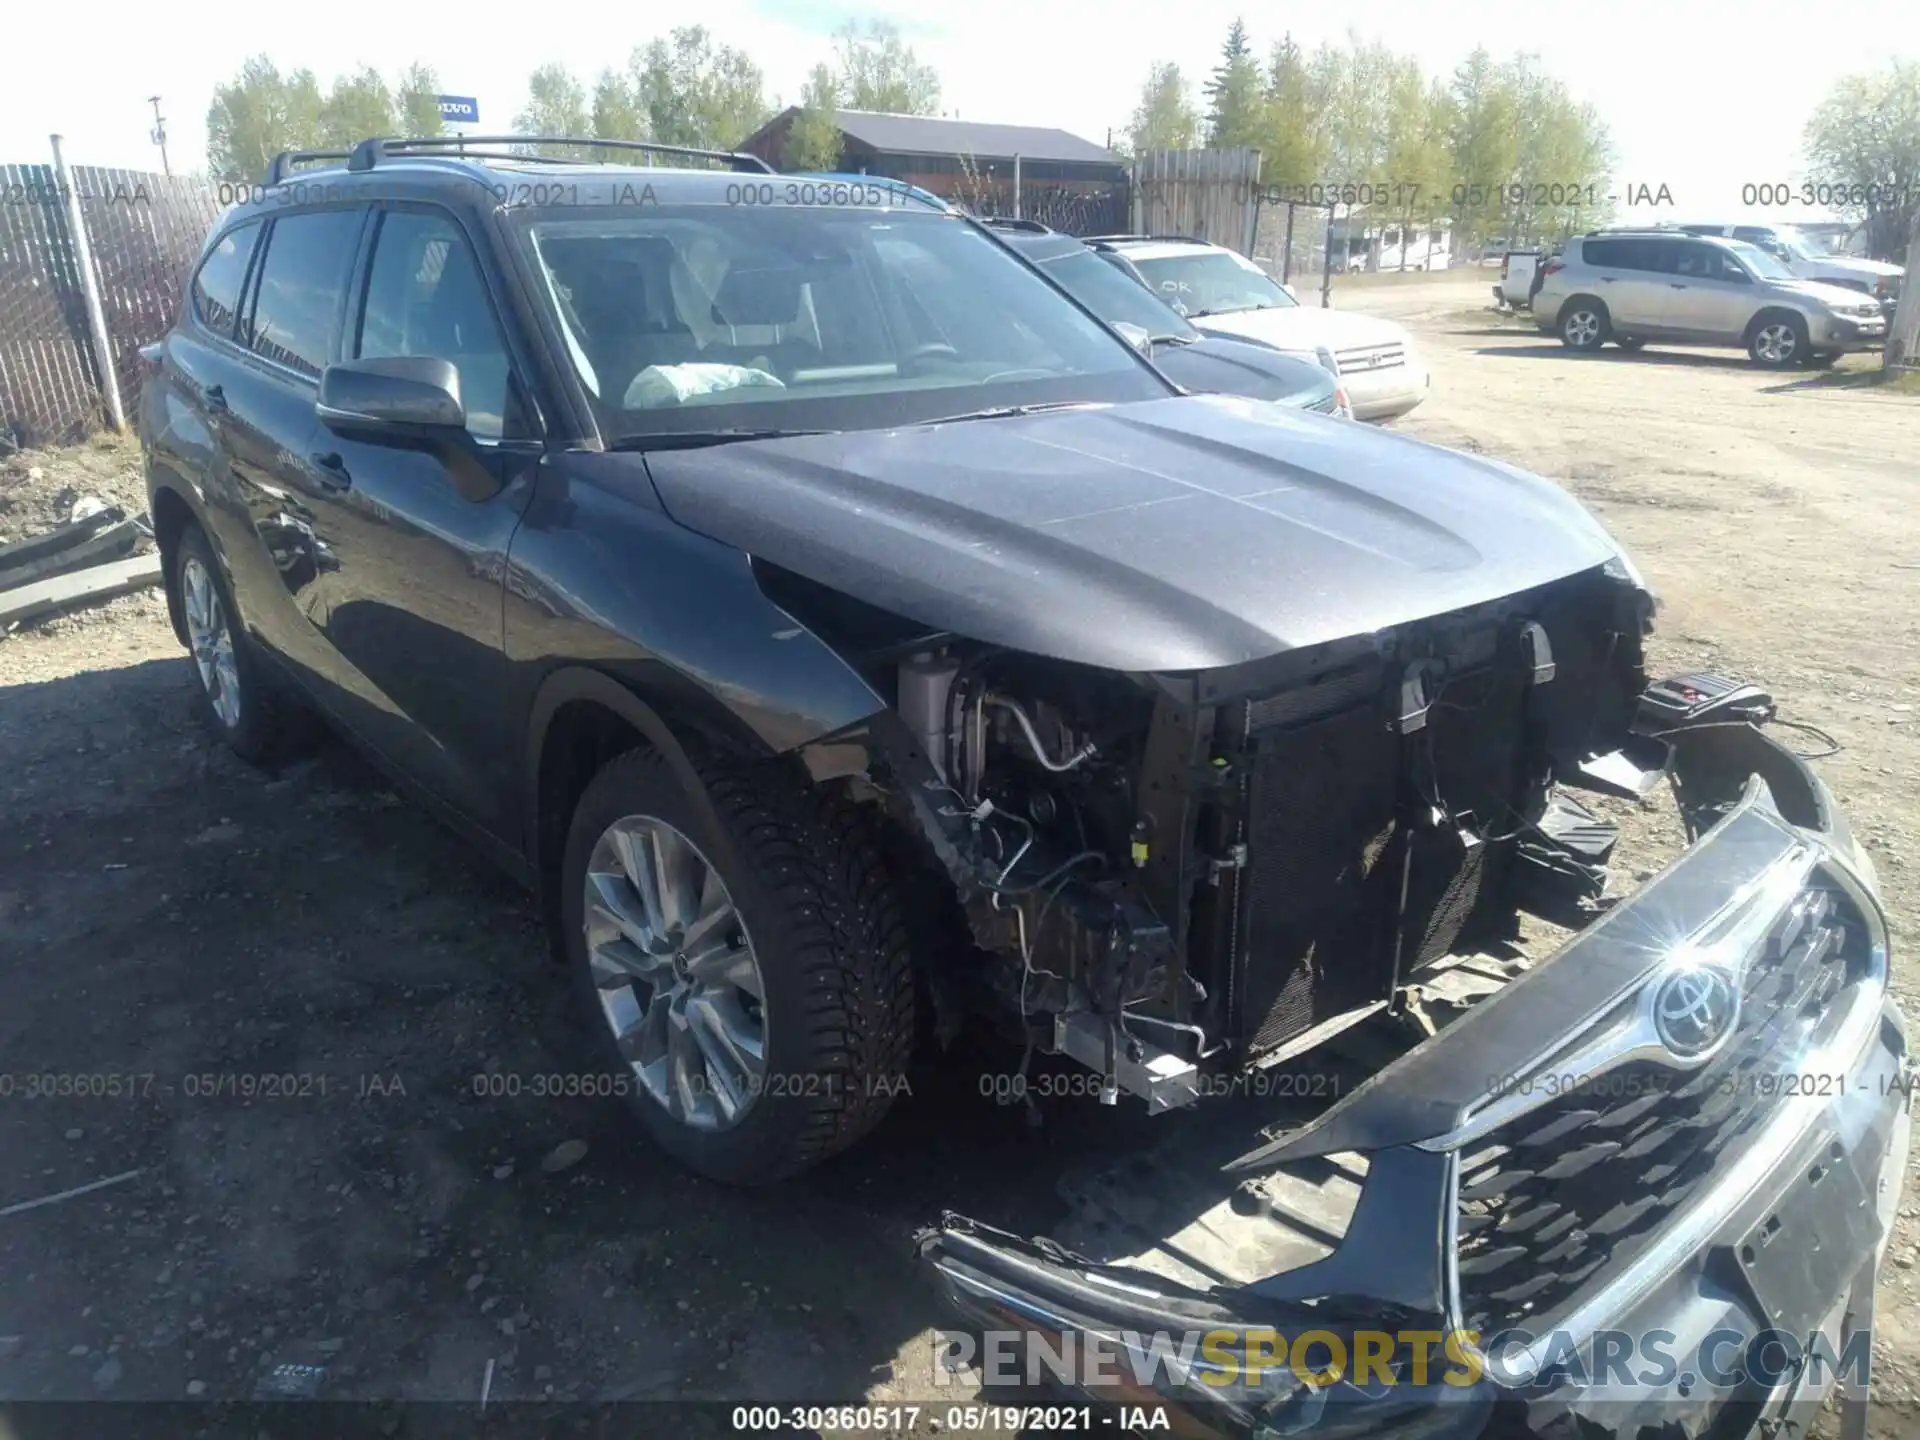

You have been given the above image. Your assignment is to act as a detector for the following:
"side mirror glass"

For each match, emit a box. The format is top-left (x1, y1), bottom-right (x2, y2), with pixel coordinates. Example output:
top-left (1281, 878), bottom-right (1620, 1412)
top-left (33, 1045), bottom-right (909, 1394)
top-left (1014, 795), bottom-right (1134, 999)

top-left (317, 356), bottom-right (466, 440)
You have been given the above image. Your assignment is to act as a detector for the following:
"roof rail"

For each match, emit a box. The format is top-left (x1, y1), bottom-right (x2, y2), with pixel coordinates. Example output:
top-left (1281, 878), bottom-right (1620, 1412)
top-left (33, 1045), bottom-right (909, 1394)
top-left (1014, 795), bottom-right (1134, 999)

top-left (262, 149), bottom-right (356, 185)
top-left (266, 135), bottom-right (776, 186)
top-left (981, 216), bottom-right (1053, 233)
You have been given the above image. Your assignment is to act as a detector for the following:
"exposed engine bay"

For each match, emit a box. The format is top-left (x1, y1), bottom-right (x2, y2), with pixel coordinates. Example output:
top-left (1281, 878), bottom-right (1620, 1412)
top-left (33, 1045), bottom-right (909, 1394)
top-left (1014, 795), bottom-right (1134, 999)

top-left (785, 559), bottom-right (1700, 1111)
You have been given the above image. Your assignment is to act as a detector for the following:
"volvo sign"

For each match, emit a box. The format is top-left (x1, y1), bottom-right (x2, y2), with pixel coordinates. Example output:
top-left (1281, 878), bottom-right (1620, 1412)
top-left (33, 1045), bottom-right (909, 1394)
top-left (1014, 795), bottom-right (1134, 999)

top-left (435, 96), bottom-right (480, 124)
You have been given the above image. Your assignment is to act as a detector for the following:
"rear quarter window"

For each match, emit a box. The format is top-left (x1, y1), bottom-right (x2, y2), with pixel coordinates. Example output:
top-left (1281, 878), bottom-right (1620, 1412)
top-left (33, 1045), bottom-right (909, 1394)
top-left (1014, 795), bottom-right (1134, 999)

top-left (191, 222), bottom-right (262, 337)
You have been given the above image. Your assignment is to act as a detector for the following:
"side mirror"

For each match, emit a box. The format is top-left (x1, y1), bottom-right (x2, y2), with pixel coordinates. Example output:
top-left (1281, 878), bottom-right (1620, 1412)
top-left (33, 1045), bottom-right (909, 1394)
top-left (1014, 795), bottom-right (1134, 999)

top-left (317, 356), bottom-right (466, 441)
top-left (1112, 321), bottom-right (1154, 356)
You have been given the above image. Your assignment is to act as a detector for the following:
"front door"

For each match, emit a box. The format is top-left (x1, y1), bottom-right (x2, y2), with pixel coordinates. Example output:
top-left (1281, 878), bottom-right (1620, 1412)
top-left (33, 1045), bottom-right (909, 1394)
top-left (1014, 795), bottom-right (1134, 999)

top-left (301, 204), bottom-right (540, 842)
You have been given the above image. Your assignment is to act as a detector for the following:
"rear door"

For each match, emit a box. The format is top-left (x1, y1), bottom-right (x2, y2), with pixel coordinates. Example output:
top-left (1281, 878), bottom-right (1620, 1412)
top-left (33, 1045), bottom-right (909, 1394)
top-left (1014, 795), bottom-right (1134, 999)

top-left (1601, 236), bottom-right (1681, 331)
top-left (219, 206), bottom-right (371, 683)
top-left (300, 202), bottom-right (542, 840)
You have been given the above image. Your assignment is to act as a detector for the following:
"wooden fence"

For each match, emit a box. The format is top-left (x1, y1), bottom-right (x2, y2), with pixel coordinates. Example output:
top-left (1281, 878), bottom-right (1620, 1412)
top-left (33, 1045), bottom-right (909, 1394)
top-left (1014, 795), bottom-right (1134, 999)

top-left (0, 164), bottom-right (220, 448)
top-left (1129, 149), bottom-right (1263, 253)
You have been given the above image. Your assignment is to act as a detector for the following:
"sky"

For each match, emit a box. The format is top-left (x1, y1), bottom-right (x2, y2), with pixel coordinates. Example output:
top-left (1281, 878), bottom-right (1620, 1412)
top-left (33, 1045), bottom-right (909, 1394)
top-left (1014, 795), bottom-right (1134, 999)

top-left (1, 0), bottom-right (1907, 227)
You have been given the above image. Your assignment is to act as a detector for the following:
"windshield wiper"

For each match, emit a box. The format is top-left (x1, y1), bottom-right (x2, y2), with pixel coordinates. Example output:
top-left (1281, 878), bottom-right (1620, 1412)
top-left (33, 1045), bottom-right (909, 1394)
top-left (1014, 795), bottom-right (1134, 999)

top-left (1153, 332), bottom-right (1199, 346)
top-left (606, 428), bottom-right (831, 452)
top-left (920, 400), bottom-right (1104, 426)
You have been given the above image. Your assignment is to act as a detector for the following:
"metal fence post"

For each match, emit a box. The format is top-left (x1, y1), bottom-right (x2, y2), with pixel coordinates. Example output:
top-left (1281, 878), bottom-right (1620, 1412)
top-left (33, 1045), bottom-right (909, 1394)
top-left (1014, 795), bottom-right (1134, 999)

top-left (1011, 154), bottom-right (1021, 220)
top-left (48, 134), bottom-right (126, 432)
top-left (1282, 202), bottom-right (1296, 285)
top-left (1322, 204), bottom-right (1335, 308)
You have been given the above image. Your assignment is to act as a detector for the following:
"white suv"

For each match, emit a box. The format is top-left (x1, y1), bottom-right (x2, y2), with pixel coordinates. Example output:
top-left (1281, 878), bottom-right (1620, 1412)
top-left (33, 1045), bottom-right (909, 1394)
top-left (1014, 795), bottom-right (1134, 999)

top-left (1678, 224), bottom-right (1901, 310)
top-left (1090, 236), bottom-right (1431, 421)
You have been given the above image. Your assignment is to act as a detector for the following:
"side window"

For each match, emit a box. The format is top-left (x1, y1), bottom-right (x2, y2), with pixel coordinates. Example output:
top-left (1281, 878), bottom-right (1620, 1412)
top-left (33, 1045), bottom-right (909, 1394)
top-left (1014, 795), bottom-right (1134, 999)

top-left (1674, 243), bottom-right (1715, 278)
top-left (357, 210), bottom-right (517, 440)
top-left (191, 222), bottom-right (261, 337)
top-left (1581, 238), bottom-right (1622, 268)
top-left (244, 210), bottom-right (364, 379)
top-left (1638, 239), bottom-right (1683, 275)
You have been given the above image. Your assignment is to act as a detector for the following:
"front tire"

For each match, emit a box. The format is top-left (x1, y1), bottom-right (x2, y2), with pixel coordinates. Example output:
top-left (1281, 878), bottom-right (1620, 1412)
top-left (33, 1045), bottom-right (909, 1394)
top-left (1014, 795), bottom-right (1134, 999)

top-left (1748, 313), bottom-right (1809, 368)
top-left (1559, 299), bottom-right (1610, 351)
top-left (170, 525), bottom-right (310, 762)
top-left (560, 748), bottom-right (914, 1184)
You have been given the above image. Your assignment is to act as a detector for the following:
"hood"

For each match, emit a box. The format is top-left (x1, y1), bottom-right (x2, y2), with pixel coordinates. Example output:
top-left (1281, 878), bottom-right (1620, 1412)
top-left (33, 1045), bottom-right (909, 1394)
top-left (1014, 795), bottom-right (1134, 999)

top-left (1798, 254), bottom-right (1902, 280)
top-left (1151, 336), bottom-right (1336, 408)
top-left (1781, 277), bottom-right (1892, 308)
top-left (641, 394), bottom-right (1621, 673)
top-left (1188, 304), bottom-right (1412, 354)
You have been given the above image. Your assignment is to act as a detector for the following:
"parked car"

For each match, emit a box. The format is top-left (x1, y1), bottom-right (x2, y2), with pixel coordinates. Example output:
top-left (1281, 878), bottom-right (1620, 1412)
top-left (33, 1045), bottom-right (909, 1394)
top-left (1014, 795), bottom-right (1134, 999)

top-left (1534, 230), bottom-right (1889, 366)
top-left (981, 219), bottom-right (1349, 417)
top-left (145, 137), bottom-right (1905, 1439)
top-left (1086, 235), bottom-right (1431, 421)
top-left (1493, 248), bottom-right (1547, 309)
top-left (1678, 223), bottom-right (1902, 311)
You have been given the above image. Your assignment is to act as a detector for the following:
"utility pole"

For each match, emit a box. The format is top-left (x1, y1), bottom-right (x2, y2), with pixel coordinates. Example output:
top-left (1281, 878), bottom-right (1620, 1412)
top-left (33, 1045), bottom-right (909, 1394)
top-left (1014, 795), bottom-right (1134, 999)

top-left (148, 96), bottom-right (170, 177)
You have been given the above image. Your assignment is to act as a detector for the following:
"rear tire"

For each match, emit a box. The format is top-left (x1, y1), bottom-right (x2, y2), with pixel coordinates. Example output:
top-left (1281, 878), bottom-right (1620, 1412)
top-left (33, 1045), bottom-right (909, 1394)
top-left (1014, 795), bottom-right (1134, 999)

top-left (1559, 299), bottom-right (1610, 351)
top-left (560, 748), bottom-right (915, 1185)
top-left (170, 524), bottom-right (312, 762)
top-left (1747, 312), bottom-right (1809, 368)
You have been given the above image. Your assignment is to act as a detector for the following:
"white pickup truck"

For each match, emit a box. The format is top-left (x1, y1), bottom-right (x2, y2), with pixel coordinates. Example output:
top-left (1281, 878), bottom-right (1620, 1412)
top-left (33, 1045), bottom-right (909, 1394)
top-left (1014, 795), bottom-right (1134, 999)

top-left (1679, 223), bottom-right (1902, 310)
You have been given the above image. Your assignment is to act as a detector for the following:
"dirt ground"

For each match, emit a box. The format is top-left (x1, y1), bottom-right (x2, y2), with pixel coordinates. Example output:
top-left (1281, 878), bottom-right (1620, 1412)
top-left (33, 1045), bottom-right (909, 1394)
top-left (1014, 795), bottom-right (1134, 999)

top-left (0, 282), bottom-right (1916, 1433)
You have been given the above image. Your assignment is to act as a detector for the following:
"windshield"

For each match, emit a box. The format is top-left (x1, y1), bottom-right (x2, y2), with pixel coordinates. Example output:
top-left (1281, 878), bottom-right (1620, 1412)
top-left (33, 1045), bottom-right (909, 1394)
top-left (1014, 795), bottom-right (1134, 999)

top-left (1761, 226), bottom-right (1819, 262)
top-left (1725, 240), bottom-right (1795, 281)
top-left (1128, 251), bottom-right (1297, 318)
top-left (515, 207), bottom-right (1168, 441)
top-left (1033, 248), bottom-right (1198, 342)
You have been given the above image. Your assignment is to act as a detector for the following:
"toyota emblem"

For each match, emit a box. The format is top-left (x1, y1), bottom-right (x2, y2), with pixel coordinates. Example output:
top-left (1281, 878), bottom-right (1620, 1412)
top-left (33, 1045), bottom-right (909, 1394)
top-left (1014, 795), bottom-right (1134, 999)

top-left (1653, 966), bottom-right (1739, 1058)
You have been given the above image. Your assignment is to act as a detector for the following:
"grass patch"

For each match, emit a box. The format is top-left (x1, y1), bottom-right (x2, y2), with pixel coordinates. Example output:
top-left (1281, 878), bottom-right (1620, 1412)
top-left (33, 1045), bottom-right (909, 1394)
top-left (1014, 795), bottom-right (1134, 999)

top-left (1788, 354), bottom-right (1920, 394)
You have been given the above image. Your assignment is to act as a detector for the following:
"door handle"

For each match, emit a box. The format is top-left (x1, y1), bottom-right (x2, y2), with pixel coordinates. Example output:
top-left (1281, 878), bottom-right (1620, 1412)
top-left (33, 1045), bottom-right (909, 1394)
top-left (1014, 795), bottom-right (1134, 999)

top-left (1599, 277), bottom-right (1614, 283)
top-left (309, 451), bottom-right (352, 490)
top-left (204, 383), bottom-right (228, 414)
top-left (1670, 282), bottom-right (1689, 289)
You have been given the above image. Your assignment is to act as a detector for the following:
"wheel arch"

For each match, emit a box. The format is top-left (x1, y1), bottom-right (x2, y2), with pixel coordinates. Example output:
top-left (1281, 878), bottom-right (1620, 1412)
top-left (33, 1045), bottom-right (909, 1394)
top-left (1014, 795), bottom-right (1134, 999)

top-left (522, 665), bottom-right (795, 938)
top-left (1743, 305), bottom-right (1806, 344)
top-left (1561, 293), bottom-right (1610, 325)
top-left (149, 482), bottom-right (199, 647)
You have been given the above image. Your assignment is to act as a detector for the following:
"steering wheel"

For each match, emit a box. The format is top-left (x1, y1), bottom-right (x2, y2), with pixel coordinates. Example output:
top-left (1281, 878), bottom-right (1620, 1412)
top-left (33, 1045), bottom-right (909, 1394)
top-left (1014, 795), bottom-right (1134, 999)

top-left (981, 368), bottom-right (1056, 384)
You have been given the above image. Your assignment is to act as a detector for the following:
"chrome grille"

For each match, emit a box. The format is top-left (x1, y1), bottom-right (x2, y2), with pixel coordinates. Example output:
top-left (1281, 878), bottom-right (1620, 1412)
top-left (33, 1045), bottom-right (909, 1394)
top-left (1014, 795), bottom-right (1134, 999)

top-left (1334, 343), bottom-right (1406, 373)
top-left (1454, 881), bottom-right (1864, 1335)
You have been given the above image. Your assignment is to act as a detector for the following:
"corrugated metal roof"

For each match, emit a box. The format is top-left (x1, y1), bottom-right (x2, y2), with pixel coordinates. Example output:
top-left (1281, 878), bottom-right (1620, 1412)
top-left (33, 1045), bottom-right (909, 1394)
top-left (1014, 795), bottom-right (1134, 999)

top-left (829, 110), bottom-right (1118, 165)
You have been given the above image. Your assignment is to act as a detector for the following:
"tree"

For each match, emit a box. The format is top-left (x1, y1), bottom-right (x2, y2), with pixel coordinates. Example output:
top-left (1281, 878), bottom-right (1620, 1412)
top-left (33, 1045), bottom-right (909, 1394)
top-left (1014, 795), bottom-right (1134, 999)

top-left (591, 70), bottom-right (649, 144)
top-left (319, 67), bottom-right (397, 148)
top-left (784, 64), bottom-right (845, 172)
top-left (1204, 18), bottom-right (1264, 149)
top-left (624, 26), bottom-right (771, 150)
top-left (1126, 63), bottom-right (1199, 155)
top-left (207, 56), bottom-right (321, 182)
top-left (833, 20), bottom-right (940, 115)
top-left (1252, 36), bottom-right (1325, 190)
top-left (514, 63), bottom-right (593, 157)
top-left (1447, 47), bottom-right (1520, 251)
top-left (207, 57), bottom-right (443, 181)
top-left (1380, 64), bottom-right (1454, 268)
top-left (394, 65), bottom-right (446, 138)
top-left (1804, 61), bottom-right (1920, 262)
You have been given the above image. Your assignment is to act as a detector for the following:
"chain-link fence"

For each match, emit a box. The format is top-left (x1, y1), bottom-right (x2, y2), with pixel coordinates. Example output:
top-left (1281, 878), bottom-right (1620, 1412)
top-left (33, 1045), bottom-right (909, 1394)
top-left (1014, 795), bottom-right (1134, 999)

top-left (0, 163), bottom-right (218, 448)
top-left (1250, 193), bottom-right (1335, 307)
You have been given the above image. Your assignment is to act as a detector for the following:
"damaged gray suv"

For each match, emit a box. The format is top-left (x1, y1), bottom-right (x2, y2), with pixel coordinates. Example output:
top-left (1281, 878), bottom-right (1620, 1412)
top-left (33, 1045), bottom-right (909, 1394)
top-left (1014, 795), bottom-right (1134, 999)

top-left (142, 137), bottom-right (1908, 1439)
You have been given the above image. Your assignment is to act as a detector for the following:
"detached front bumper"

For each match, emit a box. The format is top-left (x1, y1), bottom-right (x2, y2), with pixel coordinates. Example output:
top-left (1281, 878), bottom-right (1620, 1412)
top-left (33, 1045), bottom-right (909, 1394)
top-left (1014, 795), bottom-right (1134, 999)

top-left (1346, 357), bottom-right (1430, 422)
top-left (919, 724), bottom-right (1909, 1438)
